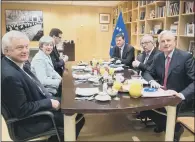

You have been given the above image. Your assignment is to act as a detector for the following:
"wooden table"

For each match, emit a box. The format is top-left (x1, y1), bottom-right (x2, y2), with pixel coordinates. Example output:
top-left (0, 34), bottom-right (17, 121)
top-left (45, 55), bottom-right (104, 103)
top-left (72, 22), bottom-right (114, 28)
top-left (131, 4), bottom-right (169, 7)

top-left (61, 62), bottom-right (182, 141)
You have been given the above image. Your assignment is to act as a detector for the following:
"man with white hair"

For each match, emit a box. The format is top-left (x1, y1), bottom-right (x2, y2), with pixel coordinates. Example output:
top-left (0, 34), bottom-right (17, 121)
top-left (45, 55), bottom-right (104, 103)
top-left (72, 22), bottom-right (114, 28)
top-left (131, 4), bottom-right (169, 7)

top-left (1, 31), bottom-right (85, 141)
top-left (132, 34), bottom-right (160, 75)
top-left (142, 30), bottom-right (195, 142)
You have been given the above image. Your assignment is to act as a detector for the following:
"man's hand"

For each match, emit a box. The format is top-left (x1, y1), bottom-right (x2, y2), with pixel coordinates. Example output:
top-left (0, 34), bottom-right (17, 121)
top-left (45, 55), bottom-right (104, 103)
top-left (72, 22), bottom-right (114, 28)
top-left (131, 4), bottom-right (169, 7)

top-left (150, 80), bottom-right (162, 88)
top-left (109, 58), bottom-right (115, 62)
top-left (132, 60), bottom-right (141, 68)
top-left (50, 99), bottom-right (60, 110)
top-left (63, 55), bottom-right (69, 63)
top-left (165, 90), bottom-right (184, 99)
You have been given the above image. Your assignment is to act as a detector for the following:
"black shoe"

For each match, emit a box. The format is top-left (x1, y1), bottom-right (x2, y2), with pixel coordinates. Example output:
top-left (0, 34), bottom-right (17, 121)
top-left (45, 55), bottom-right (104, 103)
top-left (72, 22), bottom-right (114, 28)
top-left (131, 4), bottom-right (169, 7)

top-left (154, 126), bottom-right (164, 133)
top-left (174, 126), bottom-right (184, 142)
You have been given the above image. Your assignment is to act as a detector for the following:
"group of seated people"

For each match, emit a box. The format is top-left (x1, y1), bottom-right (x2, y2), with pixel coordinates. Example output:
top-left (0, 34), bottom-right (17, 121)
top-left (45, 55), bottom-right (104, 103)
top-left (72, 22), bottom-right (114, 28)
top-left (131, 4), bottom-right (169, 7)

top-left (1, 27), bottom-right (194, 142)
top-left (111, 31), bottom-right (194, 142)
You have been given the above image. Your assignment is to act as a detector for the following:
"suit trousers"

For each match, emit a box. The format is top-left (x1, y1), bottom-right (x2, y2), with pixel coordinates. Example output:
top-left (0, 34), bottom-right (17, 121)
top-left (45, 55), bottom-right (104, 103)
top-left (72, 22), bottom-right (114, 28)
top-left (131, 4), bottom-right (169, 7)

top-left (139, 102), bottom-right (185, 132)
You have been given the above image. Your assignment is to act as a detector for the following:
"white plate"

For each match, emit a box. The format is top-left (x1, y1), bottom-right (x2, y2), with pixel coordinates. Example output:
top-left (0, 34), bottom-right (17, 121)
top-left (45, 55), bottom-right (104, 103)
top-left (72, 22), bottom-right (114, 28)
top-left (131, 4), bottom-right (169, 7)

top-left (72, 66), bottom-right (86, 70)
top-left (95, 94), bottom-right (111, 101)
top-left (88, 77), bottom-right (99, 82)
top-left (75, 87), bottom-right (99, 96)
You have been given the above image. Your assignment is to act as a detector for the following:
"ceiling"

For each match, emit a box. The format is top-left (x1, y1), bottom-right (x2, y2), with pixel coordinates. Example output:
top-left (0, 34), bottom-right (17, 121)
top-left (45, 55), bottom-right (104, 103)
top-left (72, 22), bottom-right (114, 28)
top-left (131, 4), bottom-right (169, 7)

top-left (3, 1), bottom-right (120, 7)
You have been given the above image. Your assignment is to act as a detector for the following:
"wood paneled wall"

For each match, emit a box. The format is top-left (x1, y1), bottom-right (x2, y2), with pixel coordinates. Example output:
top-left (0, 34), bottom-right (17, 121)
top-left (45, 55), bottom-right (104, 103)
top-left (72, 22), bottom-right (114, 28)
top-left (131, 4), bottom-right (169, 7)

top-left (1, 3), bottom-right (113, 61)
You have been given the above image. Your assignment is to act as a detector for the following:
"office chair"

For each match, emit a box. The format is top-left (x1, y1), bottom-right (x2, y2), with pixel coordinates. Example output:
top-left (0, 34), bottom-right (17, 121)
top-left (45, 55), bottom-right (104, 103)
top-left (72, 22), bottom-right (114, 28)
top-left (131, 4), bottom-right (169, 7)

top-left (1, 101), bottom-right (61, 142)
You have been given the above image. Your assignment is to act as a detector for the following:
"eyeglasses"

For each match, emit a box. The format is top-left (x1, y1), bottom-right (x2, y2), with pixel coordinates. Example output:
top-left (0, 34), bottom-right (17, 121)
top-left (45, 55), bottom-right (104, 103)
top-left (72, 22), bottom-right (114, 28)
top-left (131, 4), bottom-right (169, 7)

top-left (140, 41), bottom-right (152, 46)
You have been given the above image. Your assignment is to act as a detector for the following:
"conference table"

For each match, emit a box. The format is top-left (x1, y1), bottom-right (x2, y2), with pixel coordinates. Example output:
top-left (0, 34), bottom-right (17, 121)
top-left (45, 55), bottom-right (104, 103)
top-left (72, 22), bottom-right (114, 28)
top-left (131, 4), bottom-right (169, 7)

top-left (61, 61), bottom-right (182, 141)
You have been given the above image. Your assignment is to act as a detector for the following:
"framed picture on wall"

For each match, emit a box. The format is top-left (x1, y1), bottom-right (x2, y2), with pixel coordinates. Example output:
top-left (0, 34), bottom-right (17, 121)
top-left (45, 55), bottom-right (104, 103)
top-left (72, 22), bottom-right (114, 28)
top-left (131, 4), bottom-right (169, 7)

top-left (100, 24), bottom-right (109, 32)
top-left (5, 10), bottom-right (44, 41)
top-left (99, 13), bottom-right (110, 24)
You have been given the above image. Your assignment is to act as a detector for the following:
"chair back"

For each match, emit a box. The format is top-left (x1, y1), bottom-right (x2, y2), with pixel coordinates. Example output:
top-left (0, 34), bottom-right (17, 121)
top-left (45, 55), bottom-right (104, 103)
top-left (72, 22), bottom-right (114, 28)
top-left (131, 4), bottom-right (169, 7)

top-left (1, 101), bottom-right (17, 140)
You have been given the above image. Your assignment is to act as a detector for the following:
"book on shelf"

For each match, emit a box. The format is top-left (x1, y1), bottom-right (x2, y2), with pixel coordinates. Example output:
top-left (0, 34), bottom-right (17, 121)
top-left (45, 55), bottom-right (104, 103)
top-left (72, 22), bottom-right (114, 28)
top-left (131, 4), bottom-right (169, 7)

top-left (184, 1), bottom-right (195, 14)
top-left (185, 23), bottom-right (194, 36)
top-left (139, 1), bottom-right (146, 6)
top-left (170, 24), bottom-right (178, 35)
top-left (156, 6), bottom-right (166, 18)
top-left (140, 25), bottom-right (145, 34)
top-left (140, 11), bottom-right (145, 20)
top-left (167, 1), bottom-right (180, 16)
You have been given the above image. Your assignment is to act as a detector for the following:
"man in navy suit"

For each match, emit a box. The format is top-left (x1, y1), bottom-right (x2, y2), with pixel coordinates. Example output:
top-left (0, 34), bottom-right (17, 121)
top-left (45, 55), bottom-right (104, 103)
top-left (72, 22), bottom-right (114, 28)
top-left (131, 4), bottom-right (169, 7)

top-left (1, 31), bottom-right (85, 141)
top-left (111, 33), bottom-right (135, 68)
top-left (142, 30), bottom-right (194, 142)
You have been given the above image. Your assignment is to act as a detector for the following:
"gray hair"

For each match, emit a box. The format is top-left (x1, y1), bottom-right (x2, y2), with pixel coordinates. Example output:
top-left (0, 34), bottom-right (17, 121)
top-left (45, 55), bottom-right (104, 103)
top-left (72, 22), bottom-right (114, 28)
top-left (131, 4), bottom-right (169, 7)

top-left (2, 30), bottom-right (29, 54)
top-left (158, 30), bottom-right (176, 42)
top-left (39, 36), bottom-right (54, 49)
top-left (140, 34), bottom-right (154, 42)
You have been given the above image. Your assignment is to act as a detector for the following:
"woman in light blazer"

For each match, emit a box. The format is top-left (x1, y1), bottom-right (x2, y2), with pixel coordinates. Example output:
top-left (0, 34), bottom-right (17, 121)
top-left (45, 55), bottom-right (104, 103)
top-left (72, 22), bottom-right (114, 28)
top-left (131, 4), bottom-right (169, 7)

top-left (31, 36), bottom-right (62, 96)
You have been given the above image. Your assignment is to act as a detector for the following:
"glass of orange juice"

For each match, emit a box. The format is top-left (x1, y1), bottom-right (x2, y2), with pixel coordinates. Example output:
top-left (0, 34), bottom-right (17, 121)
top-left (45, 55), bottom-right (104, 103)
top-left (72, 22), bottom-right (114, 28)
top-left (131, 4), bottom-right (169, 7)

top-left (113, 81), bottom-right (122, 91)
top-left (109, 68), bottom-right (115, 76)
top-left (100, 67), bottom-right (105, 76)
top-left (99, 59), bottom-right (103, 65)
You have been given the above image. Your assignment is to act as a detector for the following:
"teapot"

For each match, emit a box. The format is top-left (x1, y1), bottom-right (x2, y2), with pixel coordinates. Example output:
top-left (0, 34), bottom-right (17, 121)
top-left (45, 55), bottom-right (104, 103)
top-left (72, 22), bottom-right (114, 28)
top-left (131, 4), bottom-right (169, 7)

top-left (129, 79), bottom-right (143, 98)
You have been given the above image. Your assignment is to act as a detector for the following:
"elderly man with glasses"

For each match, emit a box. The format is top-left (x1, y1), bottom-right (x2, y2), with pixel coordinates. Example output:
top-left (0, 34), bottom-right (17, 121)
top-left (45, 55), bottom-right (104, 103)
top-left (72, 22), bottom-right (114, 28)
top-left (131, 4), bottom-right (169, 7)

top-left (132, 34), bottom-right (160, 75)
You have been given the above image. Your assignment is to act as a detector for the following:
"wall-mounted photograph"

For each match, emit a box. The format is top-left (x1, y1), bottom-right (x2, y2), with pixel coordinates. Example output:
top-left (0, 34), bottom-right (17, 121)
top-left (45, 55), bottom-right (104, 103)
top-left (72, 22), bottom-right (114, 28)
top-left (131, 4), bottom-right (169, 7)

top-left (5, 10), bottom-right (44, 41)
top-left (100, 24), bottom-right (109, 32)
top-left (99, 13), bottom-right (110, 24)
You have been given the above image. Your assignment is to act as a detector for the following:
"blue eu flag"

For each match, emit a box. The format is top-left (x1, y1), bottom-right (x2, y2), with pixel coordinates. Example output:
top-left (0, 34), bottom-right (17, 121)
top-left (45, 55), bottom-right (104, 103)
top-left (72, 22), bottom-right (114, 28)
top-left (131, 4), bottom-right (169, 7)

top-left (109, 11), bottom-right (129, 57)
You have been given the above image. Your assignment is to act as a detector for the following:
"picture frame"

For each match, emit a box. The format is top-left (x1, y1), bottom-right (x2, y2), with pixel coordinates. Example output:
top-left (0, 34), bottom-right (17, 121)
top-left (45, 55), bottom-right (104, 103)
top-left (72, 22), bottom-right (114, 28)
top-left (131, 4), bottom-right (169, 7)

top-left (5, 10), bottom-right (44, 41)
top-left (189, 40), bottom-right (195, 57)
top-left (100, 24), bottom-right (109, 32)
top-left (99, 13), bottom-right (110, 24)
top-left (186, 23), bottom-right (194, 36)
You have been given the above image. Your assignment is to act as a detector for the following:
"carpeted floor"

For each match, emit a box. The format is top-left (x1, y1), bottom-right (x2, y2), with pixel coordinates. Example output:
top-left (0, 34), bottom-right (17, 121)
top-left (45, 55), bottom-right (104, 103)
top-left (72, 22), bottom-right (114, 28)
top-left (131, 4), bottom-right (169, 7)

top-left (78, 113), bottom-right (194, 141)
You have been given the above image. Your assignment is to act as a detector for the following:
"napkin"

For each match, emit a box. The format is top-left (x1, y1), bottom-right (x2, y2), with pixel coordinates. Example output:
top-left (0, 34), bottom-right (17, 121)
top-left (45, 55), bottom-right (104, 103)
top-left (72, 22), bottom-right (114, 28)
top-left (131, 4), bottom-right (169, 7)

top-left (75, 87), bottom-right (99, 96)
top-left (73, 73), bottom-right (92, 80)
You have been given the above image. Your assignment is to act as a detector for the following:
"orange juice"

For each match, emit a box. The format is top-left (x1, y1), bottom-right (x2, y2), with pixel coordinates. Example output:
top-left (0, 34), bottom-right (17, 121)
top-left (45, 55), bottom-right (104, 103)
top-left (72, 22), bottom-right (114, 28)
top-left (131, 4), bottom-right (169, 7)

top-left (109, 68), bottom-right (115, 75)
top-left (113, 81), bottom-right (122, 91)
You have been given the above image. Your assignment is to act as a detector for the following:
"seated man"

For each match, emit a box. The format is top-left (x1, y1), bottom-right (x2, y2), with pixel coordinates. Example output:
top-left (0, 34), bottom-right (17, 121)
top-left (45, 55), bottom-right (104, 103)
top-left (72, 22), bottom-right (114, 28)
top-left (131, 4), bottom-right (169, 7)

top-left (142, 30), bottom-right (194, 142)
top-left (31, 36), bottom-right (62, 96)
top-left (111, 33), bottom-right (135, 68)
top-left (49, 28), bottom-right (68, 76)
top-left (1, 31), bottom-right (85, 141)
top-left (132, 34), bottom-right (160, 75)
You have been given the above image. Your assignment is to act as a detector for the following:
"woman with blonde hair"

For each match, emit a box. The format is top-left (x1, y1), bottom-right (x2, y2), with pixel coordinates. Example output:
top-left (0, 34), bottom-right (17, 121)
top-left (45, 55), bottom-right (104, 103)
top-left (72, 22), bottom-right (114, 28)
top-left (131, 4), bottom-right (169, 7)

top-left (31, 36), bottom-right (62, 96)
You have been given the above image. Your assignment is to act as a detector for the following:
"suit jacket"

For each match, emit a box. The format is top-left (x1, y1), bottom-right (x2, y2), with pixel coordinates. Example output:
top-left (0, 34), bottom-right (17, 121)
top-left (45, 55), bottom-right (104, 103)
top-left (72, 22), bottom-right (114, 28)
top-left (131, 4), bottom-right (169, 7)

top-left (143, 48), bottom-right (195, 102)
top-left (1, 57), bottom-right (55, 139)
top-left (31, 50), bottom-right (62, 95)
top-left (136, 47), bottom-right (161, 73)
top-left (50, 46), bottom-right (65, 76)
top-left (112, 44), bottom-right (135, 67)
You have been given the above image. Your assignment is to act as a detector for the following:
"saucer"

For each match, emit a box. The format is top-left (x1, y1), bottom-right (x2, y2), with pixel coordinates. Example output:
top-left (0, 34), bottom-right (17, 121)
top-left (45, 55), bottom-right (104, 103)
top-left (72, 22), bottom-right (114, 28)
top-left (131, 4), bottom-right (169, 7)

top-left (95, 92), bottom-right (111, 101)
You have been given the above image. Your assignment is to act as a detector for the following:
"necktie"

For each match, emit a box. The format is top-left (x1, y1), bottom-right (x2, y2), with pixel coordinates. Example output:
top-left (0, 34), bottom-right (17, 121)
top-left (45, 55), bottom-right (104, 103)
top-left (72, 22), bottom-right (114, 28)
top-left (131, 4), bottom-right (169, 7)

top-left (120, 48), bottom-right (122, 59)
top-left (23, 69), bottom-right (47, 96)
top-left (163, 56), bottom-right (171, 89)
top-left (143, 53), bottom-right (149, 64)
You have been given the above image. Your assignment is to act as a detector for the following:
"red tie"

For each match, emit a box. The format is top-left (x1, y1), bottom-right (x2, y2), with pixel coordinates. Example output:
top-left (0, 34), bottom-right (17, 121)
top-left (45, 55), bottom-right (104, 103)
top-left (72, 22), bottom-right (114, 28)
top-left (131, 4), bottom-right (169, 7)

top-left (163, 56), bottom-right (171, 89)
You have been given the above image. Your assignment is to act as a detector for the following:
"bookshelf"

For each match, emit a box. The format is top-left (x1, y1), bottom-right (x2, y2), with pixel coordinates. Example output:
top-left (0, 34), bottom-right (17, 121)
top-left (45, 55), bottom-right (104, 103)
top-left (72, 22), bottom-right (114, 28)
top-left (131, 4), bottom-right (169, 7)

top-left (112, 1), bottom-right (195, 56)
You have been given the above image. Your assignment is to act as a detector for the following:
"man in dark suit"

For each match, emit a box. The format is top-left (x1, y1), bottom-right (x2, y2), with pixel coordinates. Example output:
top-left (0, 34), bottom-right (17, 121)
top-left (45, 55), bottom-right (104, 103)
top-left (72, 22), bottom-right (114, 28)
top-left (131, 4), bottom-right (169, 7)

top-left (1, 31), bottom-right (85, 141)
top-left (49, 28), bottom-right (68, 76)
top-left (142, 30), bottom-right (195, 142)
top-left (111, 33), bottom-right (135, 68)
top-left (132, 34), bottom-right (160, 75)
